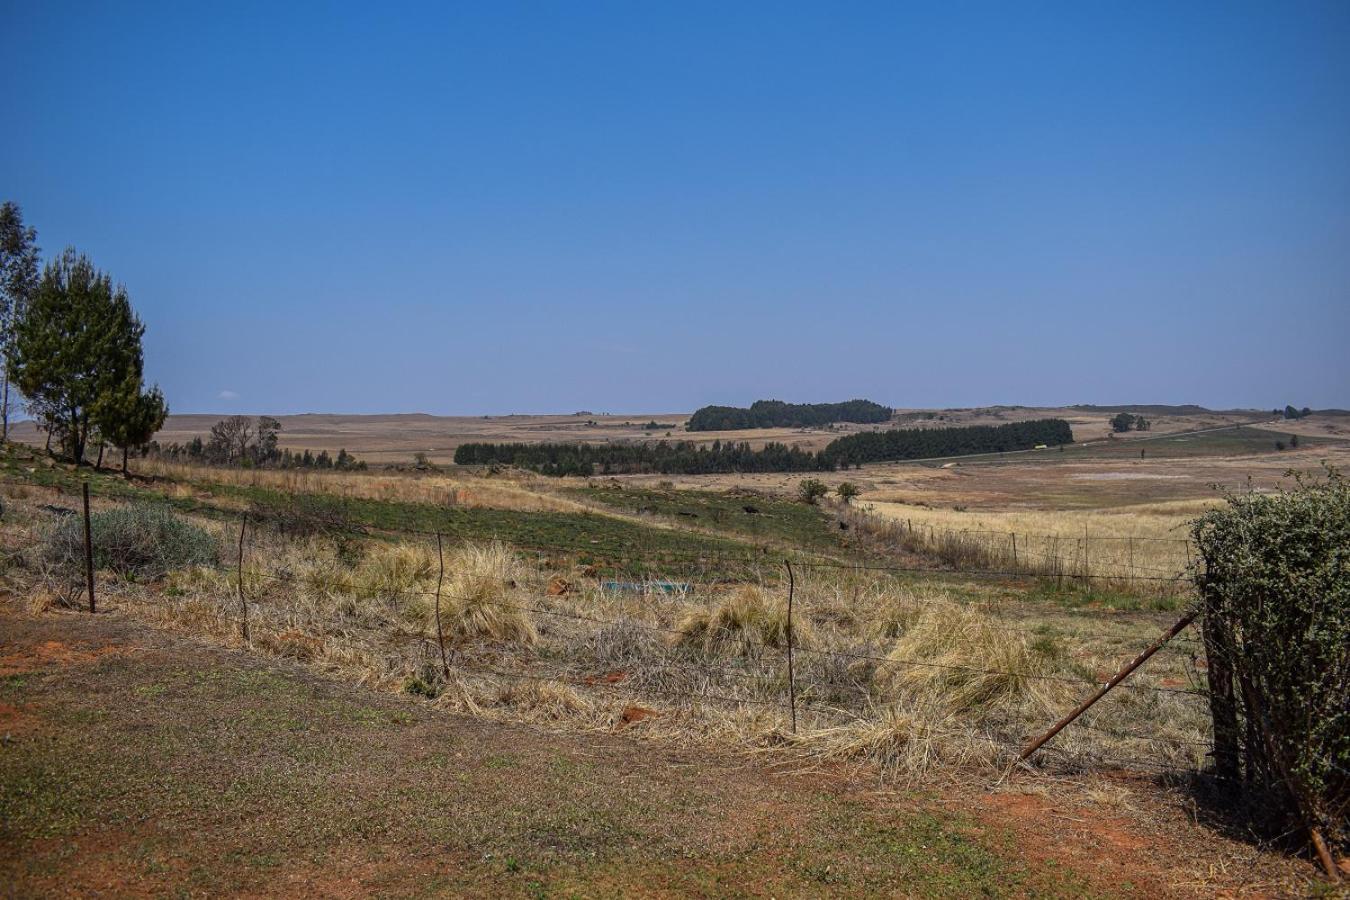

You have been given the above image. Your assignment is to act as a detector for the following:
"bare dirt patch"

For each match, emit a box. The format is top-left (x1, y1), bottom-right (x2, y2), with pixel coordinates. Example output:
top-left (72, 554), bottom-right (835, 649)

top-left (0, 637), bottom-right (129, 676)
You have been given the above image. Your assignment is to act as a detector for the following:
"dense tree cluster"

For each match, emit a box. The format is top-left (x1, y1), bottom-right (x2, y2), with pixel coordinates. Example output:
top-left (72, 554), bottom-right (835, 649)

top-left (1110, 412), bottom-right (1150, 433)
top-left (818, 419), bottom-right (1073, 467)
top-left (3, 204), bottom-right (168, 474)
top-left (686, 399), bottom-right (892, 431)
top-left (456, 418), bottom-right (1074, 476)
top-left (454, 439), bottom-right (830, 476)
top-left (147, 415), bottom-right (364, 470)
top-left (1279, 405), bottom-right (1313, 420)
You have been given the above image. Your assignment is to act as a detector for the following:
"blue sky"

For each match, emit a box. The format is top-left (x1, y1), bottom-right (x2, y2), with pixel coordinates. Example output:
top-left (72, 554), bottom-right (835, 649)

top-left (4, 1), bottom-right (1347, 414)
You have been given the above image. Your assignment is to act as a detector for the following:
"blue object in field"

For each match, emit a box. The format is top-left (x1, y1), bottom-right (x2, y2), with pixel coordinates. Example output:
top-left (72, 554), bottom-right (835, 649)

top-left (601, 580), bottom-right (690, 594)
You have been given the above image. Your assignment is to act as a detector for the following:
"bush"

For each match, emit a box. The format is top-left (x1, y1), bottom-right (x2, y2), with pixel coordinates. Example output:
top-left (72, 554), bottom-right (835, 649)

top-left (43, 505), bottom-right (218, 579)
top-left (797, 479), bottom-right (829, 505)
top-left (1192, 470), bottom-right (1348, 851)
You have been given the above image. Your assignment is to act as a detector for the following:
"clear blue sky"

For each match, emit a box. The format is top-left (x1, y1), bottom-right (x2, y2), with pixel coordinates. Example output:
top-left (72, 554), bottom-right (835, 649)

top-left (4, 1), bottom-right (1348, 414)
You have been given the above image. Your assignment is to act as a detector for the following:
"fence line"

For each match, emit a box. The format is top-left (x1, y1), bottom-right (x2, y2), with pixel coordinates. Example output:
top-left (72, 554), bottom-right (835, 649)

top-left (57, 483), bottom-right (1213, 783)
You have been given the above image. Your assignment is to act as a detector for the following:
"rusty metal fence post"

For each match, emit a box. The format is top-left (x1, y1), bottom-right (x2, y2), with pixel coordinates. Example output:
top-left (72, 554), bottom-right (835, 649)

top-left (236, 514), bottom-right (250, 645)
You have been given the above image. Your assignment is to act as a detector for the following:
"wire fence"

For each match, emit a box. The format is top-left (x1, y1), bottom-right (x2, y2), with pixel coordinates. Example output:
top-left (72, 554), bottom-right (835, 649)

top-left (34, 482), bottom-right (1224, 788)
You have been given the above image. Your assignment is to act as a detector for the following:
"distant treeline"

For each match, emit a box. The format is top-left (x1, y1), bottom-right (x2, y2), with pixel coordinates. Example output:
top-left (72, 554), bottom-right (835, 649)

top-left (821, 418), bottom-right (1074, 467)
top-left (454, 440), bottom-right (825, 477)
top-left (686, 399), bottom-right (892, 432)
top-left (455, 418), bottom-right (1073, 476)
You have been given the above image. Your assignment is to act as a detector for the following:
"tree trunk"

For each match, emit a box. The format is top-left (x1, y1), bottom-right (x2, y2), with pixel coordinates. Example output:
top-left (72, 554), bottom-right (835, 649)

top-left (1, 367), bottom-right (9, 443)
top-left (122, 446), bottom-right (129, 477)
top-left (1203, 609), bottom-right (1241, 781)
top-left (96, 440), bottom-right (105, 469)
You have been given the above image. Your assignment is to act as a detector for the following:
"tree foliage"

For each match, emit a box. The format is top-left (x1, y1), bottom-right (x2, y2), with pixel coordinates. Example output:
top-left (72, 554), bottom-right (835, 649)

top-left (456, 419), bottom-right (1074, 476)
top-left (819, 419), bottom-right (1073, 467)
top-left (0, 201), bottom-right (40, 440)
top-left (687, 399), bottom-right (892, 432)
top-left (7, 248), bottom-right (146, 462)
top-left (1193, 470), bottom-right (1348, 850)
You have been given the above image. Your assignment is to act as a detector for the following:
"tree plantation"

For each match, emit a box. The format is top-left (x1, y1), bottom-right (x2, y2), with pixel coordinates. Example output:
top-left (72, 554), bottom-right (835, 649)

top-left (686, 398), bottom-right (892, 431)
top-left (456, 418), bottom-right (1075, 476)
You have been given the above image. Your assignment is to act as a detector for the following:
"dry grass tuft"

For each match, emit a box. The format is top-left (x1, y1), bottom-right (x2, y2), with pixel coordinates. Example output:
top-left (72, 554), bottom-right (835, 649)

top-left (414, 542), bottom-right (537, 645)
top-left (495, 680), bottom-right (592, 720)
top-left (675, 585), bottom-right (812, 655)
top-left (874, 602), bottom-right (1048, 710)
top-left (805, 697), bottom-right (1000, 779)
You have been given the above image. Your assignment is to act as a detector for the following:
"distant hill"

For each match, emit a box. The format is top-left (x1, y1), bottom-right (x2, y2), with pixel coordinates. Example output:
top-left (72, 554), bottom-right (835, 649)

top-left (1071, 404), bottom-right (1224, 416)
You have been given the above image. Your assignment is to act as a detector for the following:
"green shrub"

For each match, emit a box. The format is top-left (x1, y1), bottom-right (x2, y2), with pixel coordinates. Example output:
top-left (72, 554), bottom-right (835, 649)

top-left (1192, 470), bottom-right (1348, 850)
top-left (44, 505), bottom-right (218, 580)
top-left (797, 479), bottom-right (829, 505)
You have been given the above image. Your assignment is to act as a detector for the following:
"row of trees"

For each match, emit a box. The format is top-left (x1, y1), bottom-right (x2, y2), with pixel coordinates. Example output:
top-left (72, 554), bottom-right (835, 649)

top-left (0, 202), bottom-right (167, 472)
top-left (455, 439), bottom-right (831, 476)
top-left (146, 415), bottom-right (364, 470)
top-left (686, 399), bottom-right (892, 431)
top-left (456, 419), bottom-right (1075, 476)
top-left (819, 418), bottom-right (1074, 467)
top-left (1110, 412), bottom-right (1151, 433)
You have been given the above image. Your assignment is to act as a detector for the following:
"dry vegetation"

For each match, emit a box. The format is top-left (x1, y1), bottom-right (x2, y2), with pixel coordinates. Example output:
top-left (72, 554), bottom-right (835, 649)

top-left (1, 480), bottom-right (1211, 787)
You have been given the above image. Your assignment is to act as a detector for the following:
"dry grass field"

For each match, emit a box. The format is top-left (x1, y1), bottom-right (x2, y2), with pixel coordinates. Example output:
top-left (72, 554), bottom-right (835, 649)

top-left (3, 409), bottom-right (1347, 895)
top-left (7, 404), bottom-right (1314, 466)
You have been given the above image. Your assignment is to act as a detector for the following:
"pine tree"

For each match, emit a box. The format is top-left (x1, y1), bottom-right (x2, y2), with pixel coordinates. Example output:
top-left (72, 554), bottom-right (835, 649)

top-left (8, 249), bottom-right (145, 463)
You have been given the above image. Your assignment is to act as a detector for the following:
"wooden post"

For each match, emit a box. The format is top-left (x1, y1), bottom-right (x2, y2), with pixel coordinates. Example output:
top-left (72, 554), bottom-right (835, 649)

top-left (784, 560), bottom-right (797, 734)
top-left (82, 482), bottom-right (95, 614)
top-left (1020, 607), bottom-right (1200, 762)
top-left (434, 532), bottom-right (450, 678)
top-left (1010, 532), bottom-right (1018, 569)
top-left (236, 514), bottom-right (250, 645)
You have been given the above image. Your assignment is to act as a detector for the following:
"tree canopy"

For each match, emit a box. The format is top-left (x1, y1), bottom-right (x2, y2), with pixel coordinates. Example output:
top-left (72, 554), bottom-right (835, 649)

top-left (686, 399), bottom-right (892, 431)
top-left (8, 248), bottom-right (150, 463)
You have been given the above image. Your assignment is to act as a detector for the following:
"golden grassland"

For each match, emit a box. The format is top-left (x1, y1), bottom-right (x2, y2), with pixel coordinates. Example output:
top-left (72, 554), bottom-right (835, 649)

top-left (7, 405), bottom-right (1307, 465)
top-left (132, 457), bottom-right (589, 515)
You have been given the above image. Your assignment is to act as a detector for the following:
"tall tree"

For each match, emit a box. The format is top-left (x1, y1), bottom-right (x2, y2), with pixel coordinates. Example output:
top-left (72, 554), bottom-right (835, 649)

top-left (0, 202), bottom-right (41, 441)
top-left (7, 248), bottom-right (145, 463)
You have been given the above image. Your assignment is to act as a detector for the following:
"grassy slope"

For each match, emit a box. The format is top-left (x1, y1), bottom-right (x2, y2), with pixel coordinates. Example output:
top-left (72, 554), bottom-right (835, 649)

top-left (0, 447), bottom-right (767, 569)
top-left (569, 483), bottom-right (846, 552)
top-left (0, 609), bottom-right (1099, 899)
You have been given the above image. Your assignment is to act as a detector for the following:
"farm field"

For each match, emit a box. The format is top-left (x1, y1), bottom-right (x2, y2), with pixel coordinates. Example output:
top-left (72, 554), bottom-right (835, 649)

top-left (2, 418), bottom-right (1345, 895)
top-left (6, 405), bottom-right (1320, 466)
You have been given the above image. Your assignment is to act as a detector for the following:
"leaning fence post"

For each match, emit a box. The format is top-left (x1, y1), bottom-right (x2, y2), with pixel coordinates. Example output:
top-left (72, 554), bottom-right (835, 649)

top-left (434, 532), bottom-right (450, 678)
top-left (783, 559), bottom-right (797, 734)
top-left (82, 482), bottom-right (95, 614)
top-left (236, 514), bottom-right (250, 645)
top-left (1018, 606), bottom-right (1200, 762)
